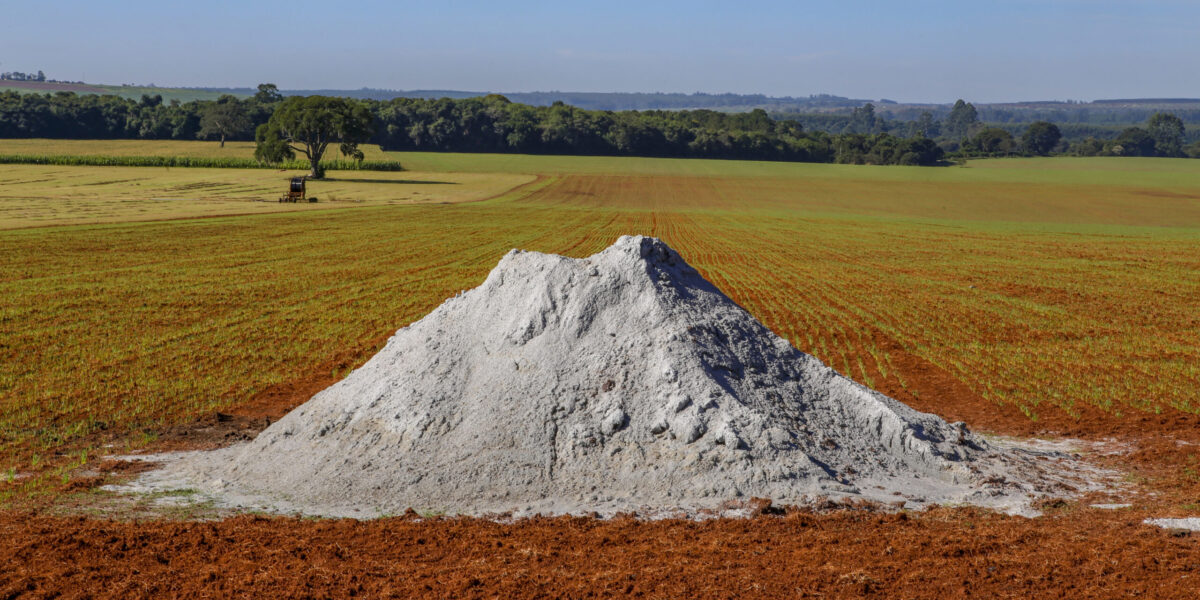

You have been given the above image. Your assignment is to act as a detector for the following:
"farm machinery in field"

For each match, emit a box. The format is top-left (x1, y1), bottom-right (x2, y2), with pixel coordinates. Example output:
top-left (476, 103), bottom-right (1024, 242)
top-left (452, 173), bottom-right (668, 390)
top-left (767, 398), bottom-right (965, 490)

top-left (279, 176), bottom-right (317, 203)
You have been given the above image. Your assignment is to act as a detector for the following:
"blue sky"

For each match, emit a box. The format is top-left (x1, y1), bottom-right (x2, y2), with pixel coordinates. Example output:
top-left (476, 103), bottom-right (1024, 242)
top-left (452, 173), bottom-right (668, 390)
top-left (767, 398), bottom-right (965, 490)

top-left (3, 0), bottom-right (1198, 102)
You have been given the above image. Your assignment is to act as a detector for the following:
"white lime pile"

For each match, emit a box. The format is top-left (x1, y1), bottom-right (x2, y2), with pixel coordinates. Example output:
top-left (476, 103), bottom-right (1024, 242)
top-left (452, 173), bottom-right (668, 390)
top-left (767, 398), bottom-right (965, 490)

top-left (140, 236), bottom-right (1079, 517)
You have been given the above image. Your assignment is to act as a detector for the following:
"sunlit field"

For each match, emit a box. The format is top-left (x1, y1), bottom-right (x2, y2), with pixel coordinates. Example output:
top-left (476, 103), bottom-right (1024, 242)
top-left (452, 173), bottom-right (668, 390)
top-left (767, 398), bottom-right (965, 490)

top-left (1, 143), bottom-right (1198, 502)
top-left (0, 164), bottom-right (533, 228)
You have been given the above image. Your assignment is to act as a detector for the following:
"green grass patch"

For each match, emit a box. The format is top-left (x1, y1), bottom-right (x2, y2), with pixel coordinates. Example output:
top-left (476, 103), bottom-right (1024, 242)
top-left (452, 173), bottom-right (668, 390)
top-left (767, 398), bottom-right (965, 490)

top-left (0, 153), bottom-right (402, 172)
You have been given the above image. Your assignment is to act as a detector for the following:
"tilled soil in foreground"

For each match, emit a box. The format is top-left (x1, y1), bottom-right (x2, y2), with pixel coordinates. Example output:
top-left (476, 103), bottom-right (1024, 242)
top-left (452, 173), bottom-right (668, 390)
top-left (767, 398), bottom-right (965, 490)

top-left (1, 508), bottom-right (1196, 599)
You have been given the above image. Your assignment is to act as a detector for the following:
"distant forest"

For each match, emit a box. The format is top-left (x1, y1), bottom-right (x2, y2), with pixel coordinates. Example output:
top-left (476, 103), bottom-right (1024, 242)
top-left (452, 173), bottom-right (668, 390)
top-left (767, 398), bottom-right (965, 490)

top-left (789, 104), bottom-right (1200, 144)
top-left (193, 86), bottom-right (1200, 124)
top-left (0, 85), bottom-right (1196, 165)
top-left (0, 88), bottom-right (943, 165)
top-left (194, 87), bottom-right (879, 111)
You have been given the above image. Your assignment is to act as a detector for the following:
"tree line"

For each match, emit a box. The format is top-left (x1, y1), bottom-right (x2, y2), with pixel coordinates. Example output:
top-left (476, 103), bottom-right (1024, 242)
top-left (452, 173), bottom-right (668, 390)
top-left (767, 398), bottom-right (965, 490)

top-left (1, 86), bottom-right (1195, 165)
top-left (366, 95), bottom-right (942, 165)
top-left (934, 100), bottom-right (1196, 158)
top-left (0, 84), bottom-right (282, 140)
top-left (771, 100), bottom-right (1198, 158)
top-left (0, 70), bottom-right (47, 82)
top-left (0, 86), bottom-right (944, 167)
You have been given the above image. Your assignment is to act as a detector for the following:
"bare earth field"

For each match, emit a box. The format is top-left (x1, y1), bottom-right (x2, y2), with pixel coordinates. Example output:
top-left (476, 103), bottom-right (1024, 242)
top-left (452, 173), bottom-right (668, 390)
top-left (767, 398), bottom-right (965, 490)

top-left (3, 509), bottom-right (1198, 599)
top-left (0, 143), bottom-right (1197, 597)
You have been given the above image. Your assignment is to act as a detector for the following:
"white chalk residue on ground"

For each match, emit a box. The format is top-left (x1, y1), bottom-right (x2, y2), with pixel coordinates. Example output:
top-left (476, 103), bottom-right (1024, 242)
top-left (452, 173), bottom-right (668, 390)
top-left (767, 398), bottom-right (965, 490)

top-left (1144, 518), bottom-right (1200, 531)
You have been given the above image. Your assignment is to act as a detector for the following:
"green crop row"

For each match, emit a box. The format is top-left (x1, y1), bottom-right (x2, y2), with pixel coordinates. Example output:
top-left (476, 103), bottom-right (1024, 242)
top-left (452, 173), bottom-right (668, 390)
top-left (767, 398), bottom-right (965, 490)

top-left (0, 153), bottom-right (403, 172)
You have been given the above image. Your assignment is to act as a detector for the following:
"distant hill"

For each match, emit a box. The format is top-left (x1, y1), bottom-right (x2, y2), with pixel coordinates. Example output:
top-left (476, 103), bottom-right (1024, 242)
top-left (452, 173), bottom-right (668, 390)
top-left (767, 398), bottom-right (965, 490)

top-left (4, 79), bottom-right (1198, 130)
top-left (187, 87), bottom-right (875, 111)
top-left (1092, 98), bottom-right (1200, 105)
top-left (0, 80), bottom-right (108, 94)
top-left (0, 80), bottom-right (243, 102)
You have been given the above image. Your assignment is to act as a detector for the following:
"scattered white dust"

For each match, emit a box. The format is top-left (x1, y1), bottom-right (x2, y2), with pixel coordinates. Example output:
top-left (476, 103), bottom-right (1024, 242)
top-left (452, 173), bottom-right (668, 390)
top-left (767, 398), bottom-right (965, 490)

top-left (127, 236), bottom-right (1099, 518)
top-left (1144, 518), bottom-right (1200, 531)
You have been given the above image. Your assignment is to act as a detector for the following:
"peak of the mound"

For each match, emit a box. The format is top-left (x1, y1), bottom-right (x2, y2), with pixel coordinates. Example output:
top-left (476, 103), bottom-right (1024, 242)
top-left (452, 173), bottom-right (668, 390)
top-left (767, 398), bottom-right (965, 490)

top-left (505, 234), bottom-right (679, 266)
top-left (466, 235), bottom-right (738, 350)
top-left (499, 236), bottom-right (703, 289)
top-left (154, 236), bottom-right (1070, 518)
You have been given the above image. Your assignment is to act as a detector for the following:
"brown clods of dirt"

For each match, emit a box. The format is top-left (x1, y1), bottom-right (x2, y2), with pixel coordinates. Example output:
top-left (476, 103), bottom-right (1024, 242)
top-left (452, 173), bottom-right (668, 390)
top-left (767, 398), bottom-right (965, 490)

top-left (94, 459), bottom-right (160, 476)
top-left (149, 411), bottom-right (266, 452)
top-left (0, 508), bottom-right (1195, 599)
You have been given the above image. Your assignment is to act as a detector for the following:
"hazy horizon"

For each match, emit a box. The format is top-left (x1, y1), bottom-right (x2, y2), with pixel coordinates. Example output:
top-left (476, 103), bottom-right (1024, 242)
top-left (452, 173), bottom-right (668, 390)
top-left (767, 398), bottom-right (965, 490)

top-left (4, 0), bottom-right (1197, 104)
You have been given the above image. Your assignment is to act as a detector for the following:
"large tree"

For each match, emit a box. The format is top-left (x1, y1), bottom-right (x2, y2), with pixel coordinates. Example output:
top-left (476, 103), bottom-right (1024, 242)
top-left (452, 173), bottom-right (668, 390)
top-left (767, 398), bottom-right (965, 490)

top-left (1146, 112), bottom-right (1185, 157)
top-left (943, 99), bottom-right (979, 140)
top-left (1111, 127), bottom-right (1156, 157)
top-left (909, 111), bottom-right (939, 138)
top-left (848, 103), bottom-right (879, 134)
top-left (254, 83), bottom-right (284, 105)
top-left (970, 127), bottom-right (1016, 154)
top-left (197, 96), bottom-right (250, 147)
top-left (253, 96), bottom-right (374, 178)
top-left (1021, 121), bottom-right (1062, 155)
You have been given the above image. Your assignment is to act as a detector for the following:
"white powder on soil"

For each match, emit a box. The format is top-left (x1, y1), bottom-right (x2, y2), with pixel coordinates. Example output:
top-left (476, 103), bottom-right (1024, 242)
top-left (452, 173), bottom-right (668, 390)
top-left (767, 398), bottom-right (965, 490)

top-left (1144, 518), bottom-right (1200, 531)
top-left (134, 236), bottom-right (1091, 517)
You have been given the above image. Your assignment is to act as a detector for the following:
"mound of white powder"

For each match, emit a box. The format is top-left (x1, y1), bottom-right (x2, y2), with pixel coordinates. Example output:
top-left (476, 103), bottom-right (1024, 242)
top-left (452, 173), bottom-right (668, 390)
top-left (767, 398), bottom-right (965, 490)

top-left (142, 236), bottom-right (1081, 517)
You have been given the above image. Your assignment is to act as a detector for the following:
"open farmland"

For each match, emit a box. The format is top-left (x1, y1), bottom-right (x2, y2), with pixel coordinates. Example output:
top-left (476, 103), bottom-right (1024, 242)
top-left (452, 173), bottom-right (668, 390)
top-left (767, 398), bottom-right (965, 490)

top-left (2, 147), bottom-right (1199, 482)
top-left (0, 146), bottom-right (1198, 595)
top-left (0, 164), bottom-right (533, 228)
top-left (0, 81), bottom-right (240, 103)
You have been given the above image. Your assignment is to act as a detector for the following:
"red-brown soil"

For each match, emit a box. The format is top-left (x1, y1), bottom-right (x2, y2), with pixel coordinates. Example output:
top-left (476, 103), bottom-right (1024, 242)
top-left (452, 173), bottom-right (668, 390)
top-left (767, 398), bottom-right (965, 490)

top-left (1, 507), bottom-right (1196, 599)
top-left (7, 333), bottom-right (1199, 598)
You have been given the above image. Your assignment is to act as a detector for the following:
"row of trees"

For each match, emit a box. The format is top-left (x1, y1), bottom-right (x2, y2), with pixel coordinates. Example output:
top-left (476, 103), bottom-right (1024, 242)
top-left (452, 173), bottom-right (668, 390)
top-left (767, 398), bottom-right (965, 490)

top-left (0, 87), bottom-right (947, 171)
top-left (955, 121), bottom-right (1063, 156)
top-left (1071, 113), bottom-right (1192, 157)
top-left (0, 70), bottom-right (46, 82)
top-left (776, 99), bottom-right (1199, 158)
top-left (263, 95), bottom-right (946, 175)
top-left (951, 111), bottom-right (1195, 158)
top-left (368, 96), bottom-right (945, 166)
top-left (0, 84), bottom-right (283, 141)
top-left (2, 86), bottom-right (1195, 172)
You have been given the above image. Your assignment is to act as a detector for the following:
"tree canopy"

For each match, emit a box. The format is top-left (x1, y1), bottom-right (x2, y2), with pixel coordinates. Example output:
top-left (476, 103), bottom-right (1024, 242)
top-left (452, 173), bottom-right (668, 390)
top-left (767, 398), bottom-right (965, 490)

top-left (968, 127), bottom-right (1016, 154)
top-left (254, 83), bottom-right (284, 105)
top-left (1147, 112), bottom-right (1185, 157)
top-left (943, 99), bottom-right (980, 140)
top-left (1112, 127), bottom-right (1157, 156)
top-left (1021, 121), bottom-right (1062, 155)
top-left (2, 86), bottom-right (1193, 165)
top-left (254, 96), bottom-right (374, 178)
top-left (197, 96), bottom-right (250, 147)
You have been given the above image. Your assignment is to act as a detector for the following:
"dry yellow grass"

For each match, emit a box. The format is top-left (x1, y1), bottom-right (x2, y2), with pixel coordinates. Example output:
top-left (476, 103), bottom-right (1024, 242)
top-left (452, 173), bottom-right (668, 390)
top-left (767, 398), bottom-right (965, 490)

top-left (0, 164), bottom-right (534, 229)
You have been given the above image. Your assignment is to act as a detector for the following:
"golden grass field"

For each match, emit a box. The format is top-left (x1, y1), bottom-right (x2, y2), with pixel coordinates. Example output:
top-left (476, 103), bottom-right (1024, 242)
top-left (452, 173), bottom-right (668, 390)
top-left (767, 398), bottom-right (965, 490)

top-left (1, 141), bottom-right (1199, 505)
top-left (0, 164), bottom-right (534, 229)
